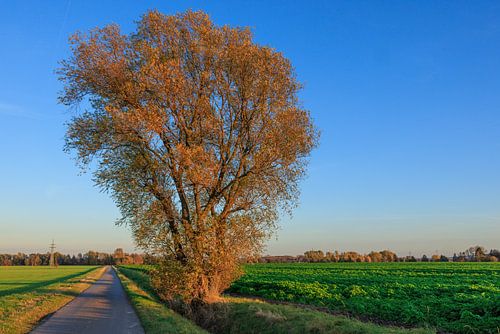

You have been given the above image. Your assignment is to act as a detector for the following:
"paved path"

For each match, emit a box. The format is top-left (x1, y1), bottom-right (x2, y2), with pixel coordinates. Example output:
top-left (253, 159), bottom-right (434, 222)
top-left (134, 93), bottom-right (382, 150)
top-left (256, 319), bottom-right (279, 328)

top-left (32, 266), bottom-right (144, 334)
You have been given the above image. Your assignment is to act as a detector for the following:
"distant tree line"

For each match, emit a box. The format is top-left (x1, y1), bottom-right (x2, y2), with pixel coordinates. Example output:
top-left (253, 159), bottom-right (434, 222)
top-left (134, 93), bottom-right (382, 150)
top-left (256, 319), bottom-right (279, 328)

top-left (253, 246), bottom-right (499, 263)
top-left (451, 246), bottom-right (499, 262)
top-left (0, 248), bottom-right (154, 266)
top-left (2, 245), bottom-right (497, 266)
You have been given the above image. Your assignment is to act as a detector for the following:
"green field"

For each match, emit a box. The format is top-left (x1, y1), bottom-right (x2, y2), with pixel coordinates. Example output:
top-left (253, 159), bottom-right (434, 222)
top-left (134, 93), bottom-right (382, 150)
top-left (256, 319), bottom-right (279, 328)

top-left (0, 266), bottom-right (102, 334)
top-left (228, 262), bottom-right (500, 334)
top-left (0, 266), bottom-right (97, 295)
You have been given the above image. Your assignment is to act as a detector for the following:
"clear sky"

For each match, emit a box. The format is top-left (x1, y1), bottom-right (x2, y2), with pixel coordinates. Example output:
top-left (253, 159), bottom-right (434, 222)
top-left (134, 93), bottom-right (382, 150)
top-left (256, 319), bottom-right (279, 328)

top-left (1, 1), bottom-right (499, 257)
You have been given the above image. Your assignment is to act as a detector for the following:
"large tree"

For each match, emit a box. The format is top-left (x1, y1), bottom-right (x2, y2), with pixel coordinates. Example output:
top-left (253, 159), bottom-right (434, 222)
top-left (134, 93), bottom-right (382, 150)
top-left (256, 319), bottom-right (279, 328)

top-left (59, 10), bottom-right (317, 302)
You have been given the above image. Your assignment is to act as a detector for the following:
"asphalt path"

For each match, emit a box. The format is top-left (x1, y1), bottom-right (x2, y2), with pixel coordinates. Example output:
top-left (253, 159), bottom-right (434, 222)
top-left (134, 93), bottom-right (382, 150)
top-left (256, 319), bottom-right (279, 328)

top-left (31, 266), bottom-right (144, 334)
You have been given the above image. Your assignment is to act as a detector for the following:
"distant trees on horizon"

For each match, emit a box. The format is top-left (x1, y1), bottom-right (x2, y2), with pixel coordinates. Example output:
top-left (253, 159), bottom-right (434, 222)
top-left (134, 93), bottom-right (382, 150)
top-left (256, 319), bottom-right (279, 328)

top-left (0, 248), bottom-right (148, 266)
top-left (255, 246), bottom-right (499, 263)
top-left (452, 246), bottom-right (499, 262)
top-left (0, 245), bottom-right (497, 266)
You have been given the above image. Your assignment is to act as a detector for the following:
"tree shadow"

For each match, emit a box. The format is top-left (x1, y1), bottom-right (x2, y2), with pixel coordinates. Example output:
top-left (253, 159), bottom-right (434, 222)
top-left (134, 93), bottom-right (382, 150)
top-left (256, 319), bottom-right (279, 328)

top-left (0, 267), bottom-right (97, 297)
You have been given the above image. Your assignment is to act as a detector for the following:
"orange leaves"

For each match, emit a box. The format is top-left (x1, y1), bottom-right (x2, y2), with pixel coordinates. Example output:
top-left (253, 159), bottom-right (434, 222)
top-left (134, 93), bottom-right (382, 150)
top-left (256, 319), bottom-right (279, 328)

top-left (175, 143), bottom-right (218, 188)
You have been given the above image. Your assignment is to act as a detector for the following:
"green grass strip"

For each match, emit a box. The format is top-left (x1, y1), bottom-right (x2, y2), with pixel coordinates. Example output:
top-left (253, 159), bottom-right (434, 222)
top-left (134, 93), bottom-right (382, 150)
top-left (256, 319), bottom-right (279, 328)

top-left (116, 266), bottom-right (207, 334)
top-left (208, 296), bottom-right (436, 334)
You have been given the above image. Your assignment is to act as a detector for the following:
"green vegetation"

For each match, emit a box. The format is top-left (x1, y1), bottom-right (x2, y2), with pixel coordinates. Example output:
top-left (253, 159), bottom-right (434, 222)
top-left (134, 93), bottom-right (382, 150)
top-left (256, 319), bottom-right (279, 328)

top-left (195, 296), bottom-right (433, 334)
top-left (0, 266), bottom-right (103, 334)
top-left (119, 265), bottom-right (433, 334)
top-left (117, 266), bottom-right (207, 334)
top-left (228, 262), bottom-right (500, 334)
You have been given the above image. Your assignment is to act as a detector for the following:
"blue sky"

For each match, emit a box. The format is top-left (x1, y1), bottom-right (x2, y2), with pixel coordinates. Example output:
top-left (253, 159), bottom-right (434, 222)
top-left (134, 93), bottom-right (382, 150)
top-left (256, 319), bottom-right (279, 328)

top-left (1, 1), bottom-right (499, 256)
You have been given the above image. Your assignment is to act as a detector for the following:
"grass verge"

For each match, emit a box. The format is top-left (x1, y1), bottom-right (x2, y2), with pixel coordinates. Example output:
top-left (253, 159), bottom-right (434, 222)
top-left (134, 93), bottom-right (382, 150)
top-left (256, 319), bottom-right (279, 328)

top-left (0, 266), bottom-right (105, 334)
top-left (177, 296), bottom-right (436, 334)
top-left (116, 266), bottom-right (207, 334)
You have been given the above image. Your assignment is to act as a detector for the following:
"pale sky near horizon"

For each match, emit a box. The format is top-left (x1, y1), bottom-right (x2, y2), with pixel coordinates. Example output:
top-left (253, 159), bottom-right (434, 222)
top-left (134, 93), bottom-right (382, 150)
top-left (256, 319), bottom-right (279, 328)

top-left (1, 1), bottom-right (499, 257)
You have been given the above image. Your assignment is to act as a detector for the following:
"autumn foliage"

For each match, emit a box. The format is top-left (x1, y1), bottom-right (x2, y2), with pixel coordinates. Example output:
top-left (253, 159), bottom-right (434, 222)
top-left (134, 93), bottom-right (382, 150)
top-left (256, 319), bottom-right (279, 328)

top-left (59, 10), bottom-right (317, 302)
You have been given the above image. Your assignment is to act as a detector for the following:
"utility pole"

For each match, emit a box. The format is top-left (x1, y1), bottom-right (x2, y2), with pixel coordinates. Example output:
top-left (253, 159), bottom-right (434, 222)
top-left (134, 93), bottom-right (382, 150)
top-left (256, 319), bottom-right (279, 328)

top-left (49, 239), bottom-right (57, 268)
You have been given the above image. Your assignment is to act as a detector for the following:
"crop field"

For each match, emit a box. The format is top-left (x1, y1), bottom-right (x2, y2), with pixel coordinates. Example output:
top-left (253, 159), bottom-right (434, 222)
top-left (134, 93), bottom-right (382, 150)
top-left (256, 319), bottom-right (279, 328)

top-left (228, 262), bottom-right (500, 334)
top-left (0, 266), bottom-right (101, 334)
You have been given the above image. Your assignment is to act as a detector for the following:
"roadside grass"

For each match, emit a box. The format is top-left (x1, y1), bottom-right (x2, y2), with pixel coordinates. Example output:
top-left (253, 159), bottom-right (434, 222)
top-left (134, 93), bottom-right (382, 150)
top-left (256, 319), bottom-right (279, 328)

top-left (0, 266), bottom-right (104, 334)
top-left (116, 266), bottom-right (208, 334)
top-left (119, 266), bottom-right (435, 334)
top-left (192, 296), bottom-right (436, 334)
